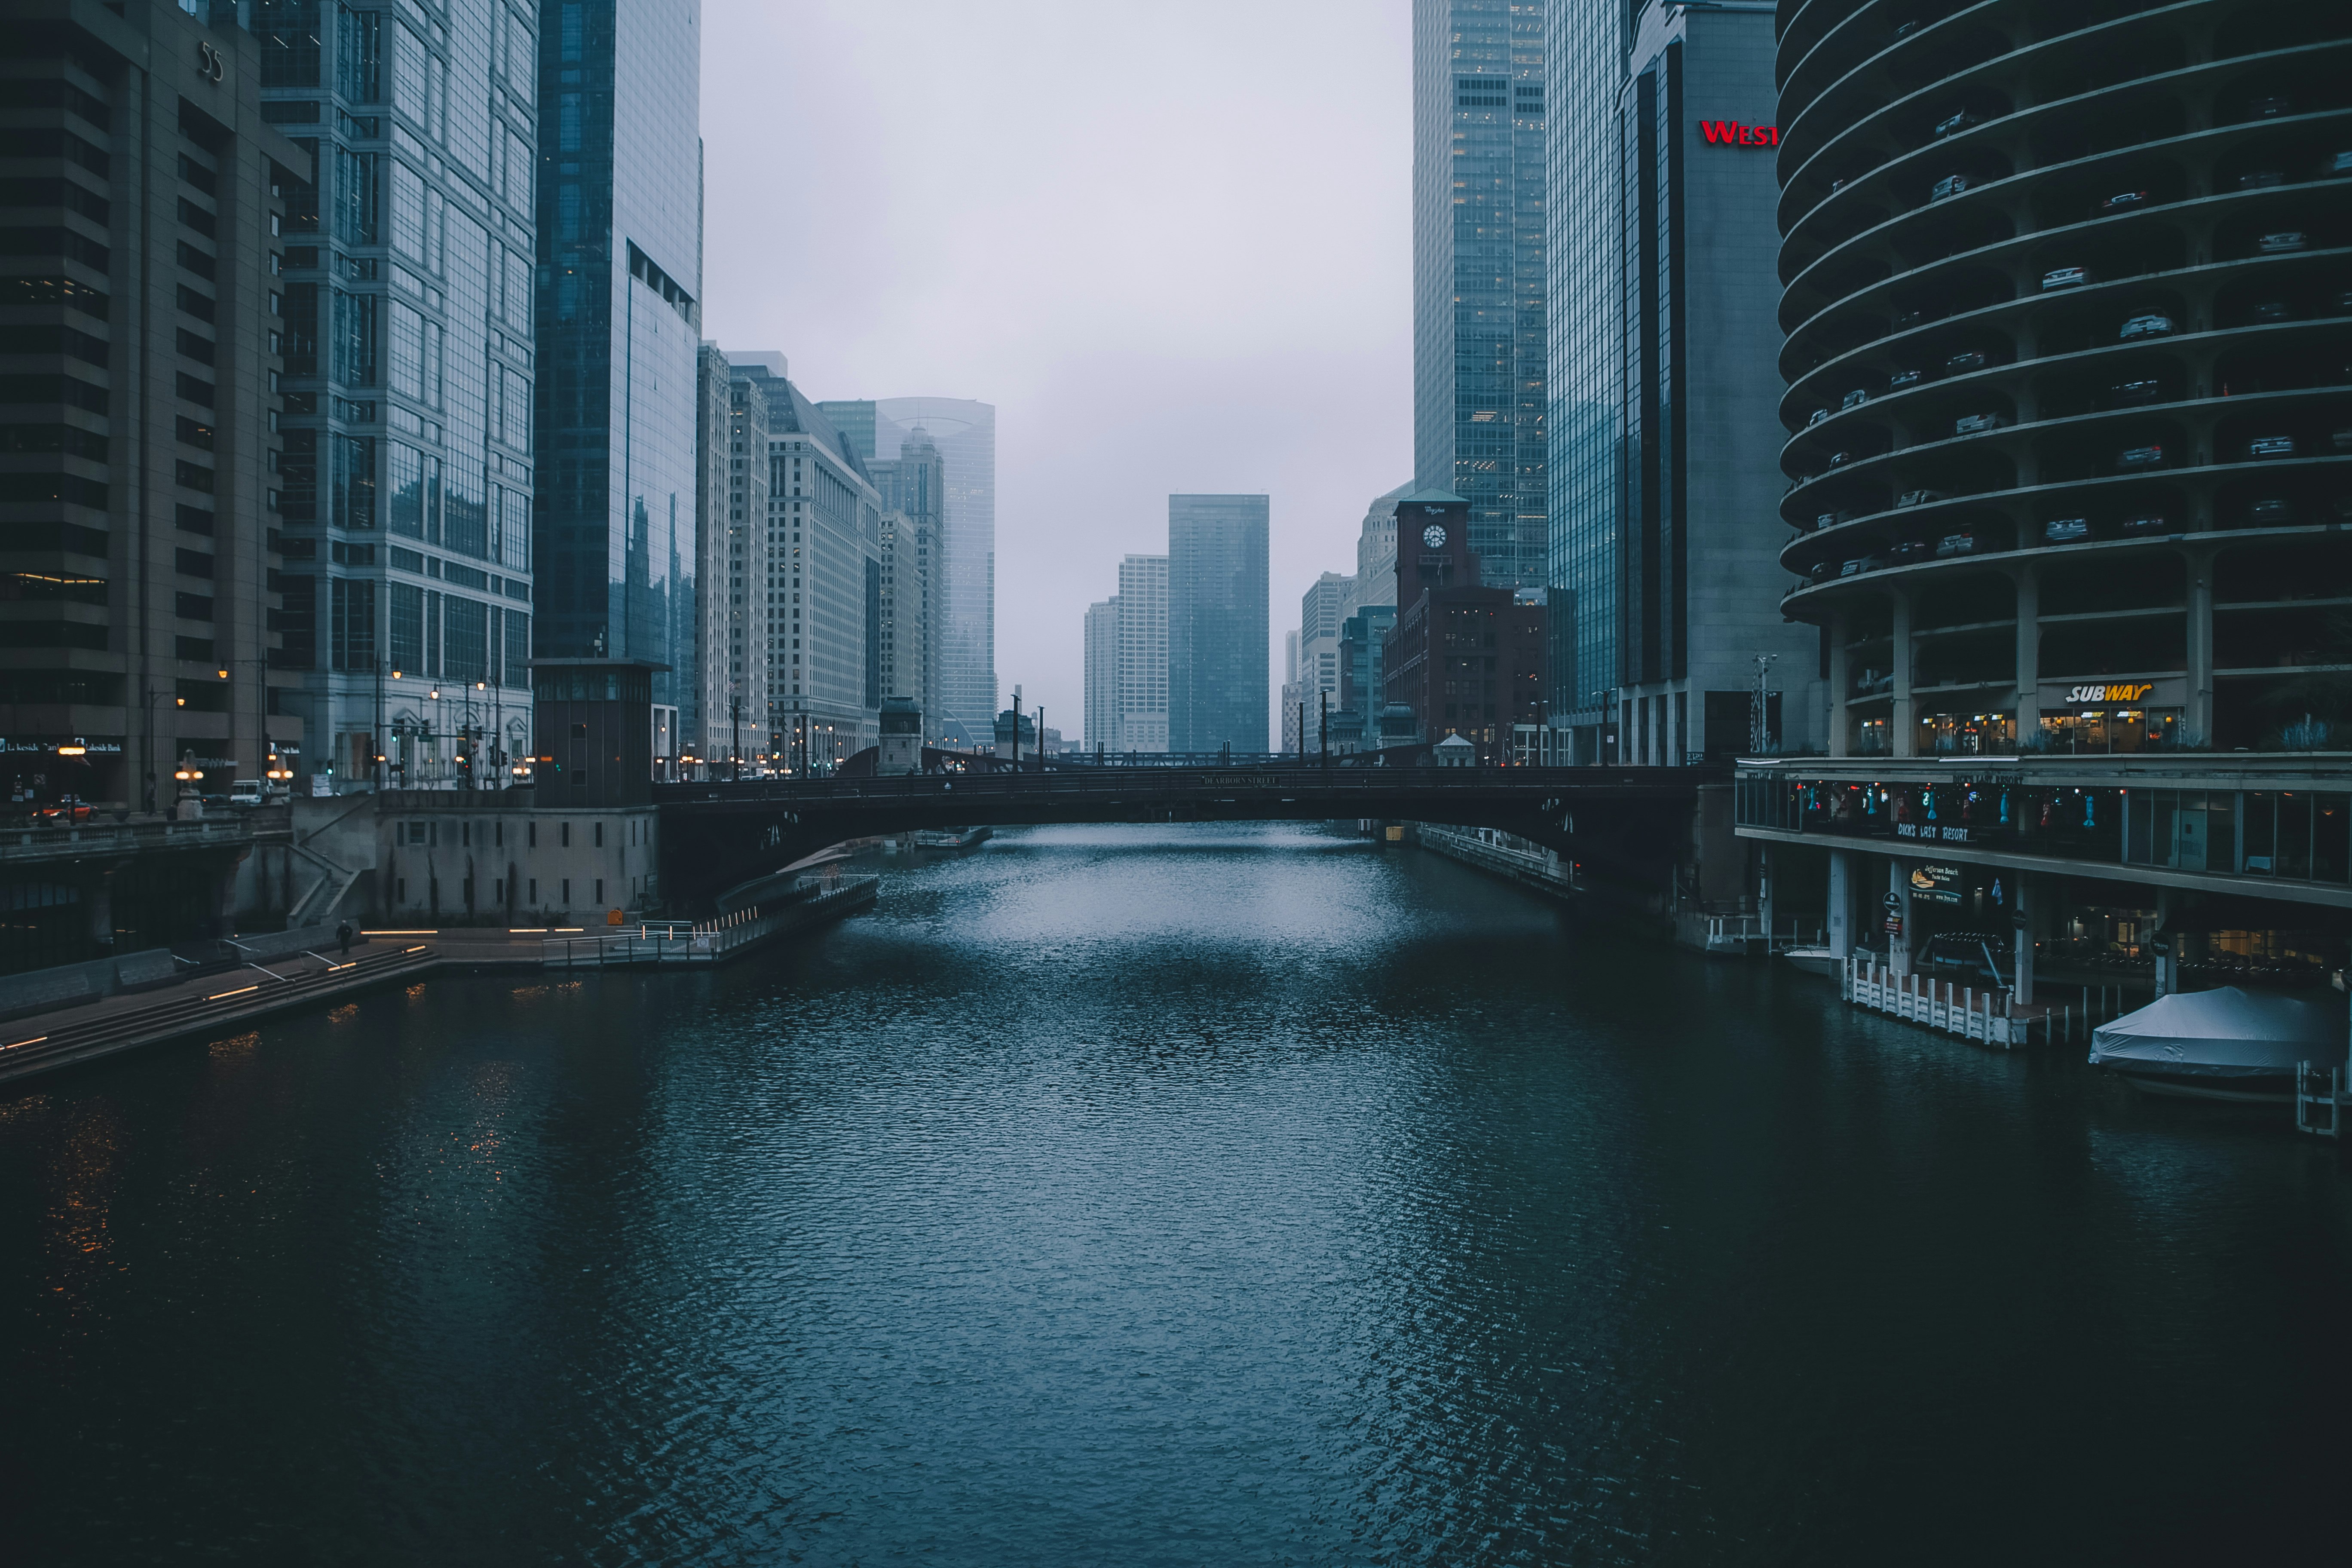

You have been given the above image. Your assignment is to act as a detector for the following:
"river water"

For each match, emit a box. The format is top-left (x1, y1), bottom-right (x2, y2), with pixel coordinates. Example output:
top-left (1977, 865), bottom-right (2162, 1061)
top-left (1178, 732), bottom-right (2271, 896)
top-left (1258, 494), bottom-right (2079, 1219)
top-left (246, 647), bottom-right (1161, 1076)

top-left (2, 824), bottom-right (2347, 1565)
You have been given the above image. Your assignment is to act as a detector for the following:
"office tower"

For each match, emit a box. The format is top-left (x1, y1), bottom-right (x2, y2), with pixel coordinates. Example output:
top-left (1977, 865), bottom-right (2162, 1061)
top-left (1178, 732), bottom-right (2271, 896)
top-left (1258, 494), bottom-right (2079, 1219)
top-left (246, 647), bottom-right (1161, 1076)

top-left (738, 360), bottom-right (881, 765)
top-left (1083, 597), bottom-right (1117, 751)
top-left (1115, 554), bottom-right (1168, 753)
top-left (1413, 0), bottom-right (1547, 592)
top-left (1280, 628), bottom-right (1302, 753)
top-left (1, 2), bottom-right (299, 812)
top-left (820, 396), bottom-right (995, 744)
top-left (1167, 495), bottom-right (1267, 754)
top-left (876, 505), bottom-right (932, 731)
top-left (693, 344), bottom-right (769, 772)
top-left (534, 0), bottom-right (701, 740)
top-left (1347, 482), bottom-right (1408, 623)
top-left (865, 422), bottom-right (945, 729)
top-left (1299, 571), bottom-right (1350, 714)
top-left (1544, 0), bottom-right (1630, 757)
top-left (1335, 605), bottom-right (1397, 752)
top-left (1614, 1), bottom-right (1816, 764)
top-left (247, 0), bottom-right (539, 789)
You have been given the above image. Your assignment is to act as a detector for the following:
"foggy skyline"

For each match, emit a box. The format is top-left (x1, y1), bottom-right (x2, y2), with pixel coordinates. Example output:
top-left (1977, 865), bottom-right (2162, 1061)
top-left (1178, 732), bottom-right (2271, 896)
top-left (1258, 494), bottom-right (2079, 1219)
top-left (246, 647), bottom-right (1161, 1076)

top-left (701, 0), bottom-right (1414, 742)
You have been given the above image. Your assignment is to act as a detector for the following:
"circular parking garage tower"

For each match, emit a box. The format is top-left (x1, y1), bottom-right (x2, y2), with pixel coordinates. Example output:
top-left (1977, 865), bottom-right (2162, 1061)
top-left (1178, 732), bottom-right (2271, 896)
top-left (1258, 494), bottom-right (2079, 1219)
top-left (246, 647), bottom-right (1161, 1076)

top-left (1772, 0), bottom-right (2350, 758)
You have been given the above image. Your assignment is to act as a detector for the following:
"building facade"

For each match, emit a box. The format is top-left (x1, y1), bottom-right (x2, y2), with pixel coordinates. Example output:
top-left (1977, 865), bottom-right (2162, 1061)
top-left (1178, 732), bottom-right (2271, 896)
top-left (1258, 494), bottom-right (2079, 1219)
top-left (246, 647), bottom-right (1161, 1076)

top-left (876, 504), bottom-right (932, 731)
top-left (1083, 595), bottom-right (1117, 752)
top-left (2, 1), bottom-right (301, 808)
top-left (1167, 494), bottom-right (1267, 754)
top-left (1615, 0), bottom-right (1820, 766)
top-left (1115, 552), bottom-right (1168, 753)
top-left (741, 361), bottom-right (880, 767)
top-left (1383, 490), bottom-right (1547, 759)
top-left (1348, 481), bottom-right (1408, 623)
top-left (1413, 0), bottom-right (1548, 592)
top-left (533, 0), bottom-right (700, 738)
top-left (866, 421), bottom-right (944, 729)
top-left (1543, 0), bottom-right (1634, 753)
top-left (698, 346), bottom-right (770, 771)
top-left (246, 0), bottom-right (541, 790)
top-left (821, 396), bottom-right (994, 744)
top-left (1741, 0), bottom-right (2352, 999)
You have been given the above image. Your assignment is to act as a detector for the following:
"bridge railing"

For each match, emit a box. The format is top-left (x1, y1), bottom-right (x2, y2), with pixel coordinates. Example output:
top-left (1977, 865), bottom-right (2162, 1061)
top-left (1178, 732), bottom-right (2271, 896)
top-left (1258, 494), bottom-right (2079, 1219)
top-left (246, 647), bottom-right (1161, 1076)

top-left (654, 762), bottom-right (1714, 807)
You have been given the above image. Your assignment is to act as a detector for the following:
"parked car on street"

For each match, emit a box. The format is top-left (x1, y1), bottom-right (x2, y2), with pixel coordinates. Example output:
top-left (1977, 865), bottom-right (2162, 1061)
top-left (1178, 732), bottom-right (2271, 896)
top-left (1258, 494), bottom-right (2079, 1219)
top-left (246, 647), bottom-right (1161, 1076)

top-left (2107, 380), bottom-right (2162, 406)
top-left (1946, 350), bottom-right (1987, 372)
top-left (1954, 412), bottom-right (2005, 435)
top-left (2043, 518), bottom-right (2092, 543)
top-left (1934, 532), bottom-right (1978, 557)
top-left (2100, 189), bottom-right (2149, 211)
top-left (2118, 313), bottom-right (2174, 339)
top-left (1898, 487), bottom-right (1949, 507)
top-left (2255, 231), bottom-right (2308, 254)
top-left (2236, 170), bottom-right (2286, 190)
top-left (2118, 512), bottom-right (2174, 535)
top-left (1888, 368), bottom-right (1925, 390)
top-left (229, 779), bottom-right (265, 808)
top-left (2042, 265), bottom-right (2093, 290)
top-left (1842, 388), bottom-right (1871, 410)
top-left (2245, 498), bottom-right (2294, 527)
top-left (2116, 443), bottom-right (2165, 469)
top-left (1931, 174), bottom-right (1969, 201)
top-left (2246, 435), bottom-right (2297, 458)
top-left (1934, 109), bottom-right (1982, 139)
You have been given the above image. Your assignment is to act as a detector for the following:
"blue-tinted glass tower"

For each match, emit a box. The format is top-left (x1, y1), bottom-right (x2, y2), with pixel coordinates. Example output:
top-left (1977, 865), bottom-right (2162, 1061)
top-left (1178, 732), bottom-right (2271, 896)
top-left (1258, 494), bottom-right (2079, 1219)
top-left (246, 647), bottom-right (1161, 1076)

top-left (1413, 0), bottom-right (1547, 594)
top-left (1543, 0), bottom-right (1631, 759)
top-left (1168, 494), bottom-right (1268, 754)
top-left (534, 0), bottom-right (702, 733)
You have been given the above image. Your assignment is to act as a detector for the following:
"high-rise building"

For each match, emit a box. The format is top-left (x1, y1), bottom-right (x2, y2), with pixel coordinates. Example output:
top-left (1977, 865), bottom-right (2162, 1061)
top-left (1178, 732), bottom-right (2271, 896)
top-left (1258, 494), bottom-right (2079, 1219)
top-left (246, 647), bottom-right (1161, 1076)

top-left (820, 396), bottom-right (995, 745)
top-left (1612, 1), bottom-right (1819, 765)
top-left (248, 0), bottom-right (540, 790)
top-left (1413, 0), bottom-right (1547, 593)
top-left (1, 1), bottom-right (301, 811)
top-left (694, 345), bottom-right (769, 772)
top-left (877, 505), bottom-right (932, 731)
top-left (1347, 482), bottom-right (1409, 623)
top-left (1280, 628), bottom-right (1303, 754)
top-left (866, 423), bottom-right (945, 729)
top-left (1083, 597), bottom-right (1117, 752)
top-left (1167, 494), bottom-right (1268, 754)
top-left (739, 361), bottom-right (882, 766)
top-left (533, 0), bottom-right (701, 740)
top-left (1299, 571), bottom-right (1350, 711)
top-left (1115, 553), bottom-right (1168, 753)
top-left (1543, 0), bottom-right (1632, 756)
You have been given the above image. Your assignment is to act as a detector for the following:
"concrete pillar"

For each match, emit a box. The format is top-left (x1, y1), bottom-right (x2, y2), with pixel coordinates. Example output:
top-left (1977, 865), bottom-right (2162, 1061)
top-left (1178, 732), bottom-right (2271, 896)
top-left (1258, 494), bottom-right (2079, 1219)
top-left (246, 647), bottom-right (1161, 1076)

top-left (2013, 562), bottom-right (2040, 744)
top-left (2012, 874), bottom-right (2034, 1007)
top-left (1889, 856), bottom-right (1914, 978)
top-left (2153, 888), bottom-right (2177, 997)
top-left (1759, 843), bottom-right (1775, 943)
top-left (1827, 609), bottom-right (1851, 759)
top-left (1891, 590), bottom-right (1916, 757)
top-left (1828, 847), bottom-right (1853, 959)
top-left (2185, 548), bottom-right (2214, 745)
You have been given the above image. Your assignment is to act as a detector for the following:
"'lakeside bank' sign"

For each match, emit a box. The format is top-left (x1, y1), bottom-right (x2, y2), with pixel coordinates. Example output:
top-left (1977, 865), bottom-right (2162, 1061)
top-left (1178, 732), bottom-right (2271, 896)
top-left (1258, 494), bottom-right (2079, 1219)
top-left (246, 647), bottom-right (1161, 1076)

top-left (1701, 120), bottom-right (1778, 147)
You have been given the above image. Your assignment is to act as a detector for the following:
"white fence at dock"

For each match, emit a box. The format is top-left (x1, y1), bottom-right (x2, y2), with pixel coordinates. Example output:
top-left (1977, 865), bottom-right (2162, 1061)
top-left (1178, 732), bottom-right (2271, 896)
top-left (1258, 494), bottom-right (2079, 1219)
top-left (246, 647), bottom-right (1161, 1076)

top-left (1842, 956), bottom-right (2070, 1049)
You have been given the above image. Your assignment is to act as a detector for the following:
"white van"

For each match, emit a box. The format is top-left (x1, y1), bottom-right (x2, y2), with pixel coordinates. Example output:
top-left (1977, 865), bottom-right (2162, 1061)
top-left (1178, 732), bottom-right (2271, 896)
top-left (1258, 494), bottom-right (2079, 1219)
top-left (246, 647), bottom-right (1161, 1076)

top-left (229, 779), bottom-right (265, 808)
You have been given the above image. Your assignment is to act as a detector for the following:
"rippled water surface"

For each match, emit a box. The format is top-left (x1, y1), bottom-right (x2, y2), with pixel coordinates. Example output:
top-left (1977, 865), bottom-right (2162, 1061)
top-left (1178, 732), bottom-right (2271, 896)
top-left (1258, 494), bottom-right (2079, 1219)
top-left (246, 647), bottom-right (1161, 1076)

top-left (3, 824), bottom-right (2349, 1565)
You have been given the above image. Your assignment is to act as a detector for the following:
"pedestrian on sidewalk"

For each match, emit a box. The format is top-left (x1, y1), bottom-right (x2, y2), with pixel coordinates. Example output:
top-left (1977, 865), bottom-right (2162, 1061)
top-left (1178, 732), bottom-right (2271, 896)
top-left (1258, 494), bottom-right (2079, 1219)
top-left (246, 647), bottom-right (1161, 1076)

top-left (337, 920), bottom-right (354, 958)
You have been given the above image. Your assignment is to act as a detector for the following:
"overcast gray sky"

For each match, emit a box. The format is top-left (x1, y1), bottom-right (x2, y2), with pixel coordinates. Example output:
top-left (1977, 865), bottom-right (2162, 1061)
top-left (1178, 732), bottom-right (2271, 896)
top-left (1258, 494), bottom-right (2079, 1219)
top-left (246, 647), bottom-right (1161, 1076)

top-left (701, 0), bottom-right (1414, 745)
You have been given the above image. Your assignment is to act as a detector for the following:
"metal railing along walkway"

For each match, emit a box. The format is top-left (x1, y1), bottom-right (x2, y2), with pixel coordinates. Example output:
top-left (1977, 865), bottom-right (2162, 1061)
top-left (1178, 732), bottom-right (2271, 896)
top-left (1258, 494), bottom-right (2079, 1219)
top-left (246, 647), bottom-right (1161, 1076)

top-left (541, 876), bottom-right (878, 969)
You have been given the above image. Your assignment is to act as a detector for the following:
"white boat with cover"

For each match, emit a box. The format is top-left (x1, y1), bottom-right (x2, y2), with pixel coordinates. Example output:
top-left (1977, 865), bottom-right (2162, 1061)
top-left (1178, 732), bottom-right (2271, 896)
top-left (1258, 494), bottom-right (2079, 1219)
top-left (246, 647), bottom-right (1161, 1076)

top-left (2088, 987), bottom-right (2346, 1104)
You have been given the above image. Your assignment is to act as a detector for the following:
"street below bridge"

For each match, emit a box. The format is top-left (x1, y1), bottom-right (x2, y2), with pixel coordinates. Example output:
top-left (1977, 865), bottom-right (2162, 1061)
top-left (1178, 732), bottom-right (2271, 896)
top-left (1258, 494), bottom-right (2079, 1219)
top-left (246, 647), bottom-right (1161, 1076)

top-left (653, 763), bottom-right (1719, 912)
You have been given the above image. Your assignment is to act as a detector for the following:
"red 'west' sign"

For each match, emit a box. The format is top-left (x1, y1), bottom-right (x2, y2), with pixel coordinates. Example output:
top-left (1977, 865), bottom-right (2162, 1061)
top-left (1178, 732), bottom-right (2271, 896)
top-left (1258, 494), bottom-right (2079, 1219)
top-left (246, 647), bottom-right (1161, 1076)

top-left (1700, 120), bottom-right (1778, 146)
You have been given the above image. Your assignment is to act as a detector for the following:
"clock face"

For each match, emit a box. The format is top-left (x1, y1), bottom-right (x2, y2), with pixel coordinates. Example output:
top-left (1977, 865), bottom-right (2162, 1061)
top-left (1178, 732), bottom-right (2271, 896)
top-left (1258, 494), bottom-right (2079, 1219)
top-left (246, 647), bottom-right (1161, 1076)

top-left (1422, 524), bottom-right (1447, 548)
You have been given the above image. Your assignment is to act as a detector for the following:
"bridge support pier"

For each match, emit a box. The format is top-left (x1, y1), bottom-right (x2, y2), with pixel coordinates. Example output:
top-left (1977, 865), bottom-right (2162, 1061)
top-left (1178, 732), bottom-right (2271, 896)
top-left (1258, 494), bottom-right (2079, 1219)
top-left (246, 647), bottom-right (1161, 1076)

top-left (1827, 848), bottom-right (1853, 961)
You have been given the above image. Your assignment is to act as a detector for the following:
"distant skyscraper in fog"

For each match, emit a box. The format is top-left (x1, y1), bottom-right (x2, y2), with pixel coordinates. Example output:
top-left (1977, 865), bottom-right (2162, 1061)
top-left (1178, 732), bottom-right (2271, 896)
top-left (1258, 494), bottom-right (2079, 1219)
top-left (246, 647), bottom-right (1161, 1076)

top-left (1168, 495), bottom-right (1268, 754)
top-left (1414, 0), bottom-right (1547, 592)
top-left (820, 397), bottom-right (996, 745)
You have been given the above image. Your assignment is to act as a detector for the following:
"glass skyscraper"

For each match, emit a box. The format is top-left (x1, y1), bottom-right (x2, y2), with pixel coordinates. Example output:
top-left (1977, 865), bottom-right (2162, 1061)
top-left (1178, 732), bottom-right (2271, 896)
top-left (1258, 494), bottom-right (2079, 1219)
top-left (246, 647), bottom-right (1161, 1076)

top-left (1543, 0), bottom-right (1632, 756)
top-left (818, 397), bottom-right (995, 745)
top-left (256, 0), bottom-right (541, 787)
top-left (1412, 0), bottom-right (1547, 593)
top-left (534, 0), bottom-right (702, 735)
top-left (1167, 495), bottom-right (1268, 755)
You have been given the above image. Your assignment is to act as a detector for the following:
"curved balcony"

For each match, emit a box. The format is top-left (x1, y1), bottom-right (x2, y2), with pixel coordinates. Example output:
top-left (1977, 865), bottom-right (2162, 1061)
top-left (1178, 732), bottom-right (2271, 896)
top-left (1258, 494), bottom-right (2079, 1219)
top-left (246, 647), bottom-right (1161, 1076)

top-left (1775, 0), bottom-right (2352, 755)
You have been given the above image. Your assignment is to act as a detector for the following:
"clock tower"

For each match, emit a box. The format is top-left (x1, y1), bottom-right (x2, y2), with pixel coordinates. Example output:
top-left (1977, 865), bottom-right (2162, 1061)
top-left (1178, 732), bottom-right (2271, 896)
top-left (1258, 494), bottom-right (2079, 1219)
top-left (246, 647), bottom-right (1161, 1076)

top-left (1396, 490), bottom-right (1478, 600)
